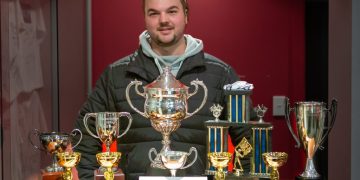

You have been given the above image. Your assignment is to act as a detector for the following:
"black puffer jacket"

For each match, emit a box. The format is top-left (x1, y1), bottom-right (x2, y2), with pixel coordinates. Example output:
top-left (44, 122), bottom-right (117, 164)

top-left (74, 48), bottom-right (248, 180)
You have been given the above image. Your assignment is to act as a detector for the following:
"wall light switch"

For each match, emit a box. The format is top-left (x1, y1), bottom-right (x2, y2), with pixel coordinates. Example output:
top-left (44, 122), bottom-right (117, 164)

top-left (273, 96), bottom-right (286, 116)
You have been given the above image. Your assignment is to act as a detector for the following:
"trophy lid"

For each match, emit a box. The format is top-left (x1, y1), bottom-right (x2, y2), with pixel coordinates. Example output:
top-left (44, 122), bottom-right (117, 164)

top-left (146, 66), bottom-right (188, 89)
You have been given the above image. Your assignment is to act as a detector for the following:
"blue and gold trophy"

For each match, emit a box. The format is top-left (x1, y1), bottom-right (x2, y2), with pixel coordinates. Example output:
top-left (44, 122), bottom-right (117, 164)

top-left (224, 81), bottom-right (273, 178)
top-left (204, 104), bottom-right (231, 175)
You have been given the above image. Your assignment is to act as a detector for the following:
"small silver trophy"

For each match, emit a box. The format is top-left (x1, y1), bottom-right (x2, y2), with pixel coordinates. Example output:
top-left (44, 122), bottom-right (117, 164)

top-left (255, 104), bottom-right (268, 123)
top-left (210, 104), bottom-right (224, 122)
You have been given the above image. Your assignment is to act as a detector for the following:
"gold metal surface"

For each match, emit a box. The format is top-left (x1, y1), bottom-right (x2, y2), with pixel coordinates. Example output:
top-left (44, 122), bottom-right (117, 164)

top-left (208, 152), bottom-right (232, 180)
top-left (56, 152), bottom-right (81, 180)
top-left (262, 152), bottom-right (288, 180)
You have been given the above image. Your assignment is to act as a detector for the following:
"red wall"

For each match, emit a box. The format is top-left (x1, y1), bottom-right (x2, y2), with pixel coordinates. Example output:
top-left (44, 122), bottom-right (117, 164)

top-left (92, 0), bottom-right (305, 179)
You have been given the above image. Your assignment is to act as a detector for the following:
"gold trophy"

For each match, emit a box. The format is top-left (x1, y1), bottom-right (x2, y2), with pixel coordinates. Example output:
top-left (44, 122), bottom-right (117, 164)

top-left (208, 152), bottom-right (232, 180)
top-left (233, 137), bottom-right (252, 176)
top-left (262, 152), bottom-right (288, 180)
top-left (96, 152), bottom-right (122, 180)
top-left (29, 129), bottom-right (82, 173)
top-left (83, 112), bottom-right (132, 152)
top-left (285, 98), bottom-right (337, 179)
top-left (56, 152), bottom-right (81, 180)
top-left (126, 67), bottom-right (207, 168)
top-left (204, 104), bottom-right (232, 175)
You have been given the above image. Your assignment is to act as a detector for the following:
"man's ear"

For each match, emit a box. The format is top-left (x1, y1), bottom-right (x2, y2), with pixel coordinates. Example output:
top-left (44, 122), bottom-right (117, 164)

top-left (185, 10), bottom-right (188, 24)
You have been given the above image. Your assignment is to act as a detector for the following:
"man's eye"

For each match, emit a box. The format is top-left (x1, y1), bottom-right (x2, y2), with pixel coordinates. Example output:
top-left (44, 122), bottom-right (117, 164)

top-left (169, 10), bottom-right (177, 14)
top-left (149, 12), bottom-right (159, 16)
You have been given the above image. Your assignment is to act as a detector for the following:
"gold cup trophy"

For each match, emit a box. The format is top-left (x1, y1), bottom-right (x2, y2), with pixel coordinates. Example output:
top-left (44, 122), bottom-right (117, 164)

top-left (83, 112), bottom-right (132, 179)
top-left (96, 152), bottom-right (122, 180)
top-left (208, 152), bottom-right (232, 180)
top-left (262, 152), bottom-right (288, 180)
top-left (56, 152), bottom-right (81, 180)
top-left (126, 67), bottom-right (207, 169)
top-left (286, 98), bottom-right (337, 179)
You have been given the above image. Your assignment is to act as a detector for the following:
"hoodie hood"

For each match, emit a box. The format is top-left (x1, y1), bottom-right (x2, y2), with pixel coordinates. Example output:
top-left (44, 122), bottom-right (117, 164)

top-left (139, 30), bottom-right (203, 76)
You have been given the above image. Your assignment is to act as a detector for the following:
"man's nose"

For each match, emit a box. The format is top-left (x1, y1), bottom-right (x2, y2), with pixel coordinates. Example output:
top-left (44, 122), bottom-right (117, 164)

top-left (159, 12), bottom-right (169, 23)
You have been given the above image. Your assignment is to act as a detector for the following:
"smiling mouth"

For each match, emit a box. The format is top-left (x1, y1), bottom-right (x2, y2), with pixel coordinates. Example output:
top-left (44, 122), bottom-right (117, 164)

top-left (158, 27), bottom-right (173, 31)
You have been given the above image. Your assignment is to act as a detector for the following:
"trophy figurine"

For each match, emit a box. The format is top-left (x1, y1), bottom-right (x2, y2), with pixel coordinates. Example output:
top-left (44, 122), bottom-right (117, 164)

top-left (148, 147), bottom-right (197, 177)
top-left (29, 129), bottom-right (82, 173)
top-left (83, 112), bottom-right (133, 152)
top-left (233, 137), bottom-right (252, 176)
top-left (285, 98), bottom-right (337, 179)
top-left (208, 152), bottom-right (232, 180)
top-left (210, 104), bottom-right (224, 121)
top-left (262, 152), bottom-right (288, 180)
top-left (126, 66), bottom-right (207, 168)
top-left (96, 152), bottom-right (122, 180)
top-left (254, 104), bottom-right (268, 123)
top-left (56, 152), bottom-right (81, 180)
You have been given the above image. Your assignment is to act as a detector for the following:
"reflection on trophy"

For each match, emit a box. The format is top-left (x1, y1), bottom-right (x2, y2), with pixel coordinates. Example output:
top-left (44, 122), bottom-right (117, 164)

top-left (262, 152), bottom-right (288, 180)
top-left (208, 152), bottom-right (232, 180)
top-left (254, 104), bottom-right (268, 123)
top-left (148, 147), bottom-right (197, 177)
top-left (29, 129), bottom-right (82, 172)
top-left (126, 67), bottom-right (208, 168)
top-left (233, 137), bottom-right (252, 176)
top-left (285, 98), bottom-right (337, 179)
top-left (56, 152), bottom-right (81, 180)
top-left (83, 112), bottom-right (133, 152)
top-left (96, 152), bottom-right (122, 180)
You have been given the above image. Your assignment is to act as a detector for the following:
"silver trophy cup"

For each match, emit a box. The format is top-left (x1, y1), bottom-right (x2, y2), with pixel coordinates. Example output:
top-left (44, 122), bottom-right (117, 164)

top-left (83, 112), bottom-right (132, 152)
top-left (149, 147), bottom-right (198, 177)
top-left (126, 67), bottom-right (207, 168)
top-left (285, 98), bottom-right (337, 178)
top-left (29, 129), bottom-right (82, 172)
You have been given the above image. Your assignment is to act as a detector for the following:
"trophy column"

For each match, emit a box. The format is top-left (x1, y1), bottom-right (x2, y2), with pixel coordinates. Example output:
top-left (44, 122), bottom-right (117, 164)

top-left (205, 82), bottom-right (275, 179)
top-left (204, 119), bottom-right (231, 175)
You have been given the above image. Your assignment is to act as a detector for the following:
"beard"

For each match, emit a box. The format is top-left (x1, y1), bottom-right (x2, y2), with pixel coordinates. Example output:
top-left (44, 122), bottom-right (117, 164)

top-left (153, 34), bottom-right (179, 47)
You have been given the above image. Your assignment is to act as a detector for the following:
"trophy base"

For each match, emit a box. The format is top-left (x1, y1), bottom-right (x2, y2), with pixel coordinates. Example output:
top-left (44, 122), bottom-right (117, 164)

top-left (94, 169), bottom-right (125, 180)
top-left (295, 175), bottom-right (322, 180)
top-left (41, 169), bottom-right (63, 180)
top-left (205, 173), bottom-right (270, 180)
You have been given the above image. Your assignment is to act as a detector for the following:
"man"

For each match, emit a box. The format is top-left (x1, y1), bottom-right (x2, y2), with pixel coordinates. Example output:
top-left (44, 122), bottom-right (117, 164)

top-left (74, 0), bottom-right (252, 179)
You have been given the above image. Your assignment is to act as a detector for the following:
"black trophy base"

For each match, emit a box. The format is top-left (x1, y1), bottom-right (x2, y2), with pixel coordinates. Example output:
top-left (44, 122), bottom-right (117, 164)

top-left (295, 175), bottom-right (322, 180)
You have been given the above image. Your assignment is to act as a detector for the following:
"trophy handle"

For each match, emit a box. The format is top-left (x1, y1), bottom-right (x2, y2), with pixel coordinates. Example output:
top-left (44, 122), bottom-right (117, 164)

top-left (28, 129), bottom-right (46, 152)
top-left (186, 79), bottom-right (208, 119)
top-left (83, 113), bottom-right (100, 139)
top-left (116, 112), bottom-right (133, 139)
top-left (125, 80), bottom-right (148, 118)
top-left (318, 99), bottom-right (338, 149)
top-left (285, 98), bottom-right (301, 148)
top-left (148, 148), bottom-right (165, 168)
top-left (181, 147), bottom-right (198, 169)
top-left (70, 129), bottom-right (83, 149)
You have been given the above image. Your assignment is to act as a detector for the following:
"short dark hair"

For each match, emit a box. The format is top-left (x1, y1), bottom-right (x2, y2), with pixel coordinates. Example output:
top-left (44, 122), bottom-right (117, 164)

top-left (142, 0), bottom-right (189, 15)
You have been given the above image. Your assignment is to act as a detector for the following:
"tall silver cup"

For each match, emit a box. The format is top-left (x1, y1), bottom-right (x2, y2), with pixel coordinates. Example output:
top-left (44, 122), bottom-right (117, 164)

top-left (83, 112), bottom-right (132, 152)
top-left (285, 98), bottom-right (337, 178)
top-left (126, 67), bottom-right (207, 168)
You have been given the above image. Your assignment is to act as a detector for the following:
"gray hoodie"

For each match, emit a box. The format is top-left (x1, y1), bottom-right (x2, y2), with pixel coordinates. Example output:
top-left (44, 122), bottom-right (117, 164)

top-left (139, 30), bottom-right (204, 76)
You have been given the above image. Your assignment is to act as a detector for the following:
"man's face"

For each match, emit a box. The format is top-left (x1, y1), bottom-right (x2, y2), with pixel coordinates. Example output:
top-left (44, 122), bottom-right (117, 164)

top-left (144, 0), bottom-right (188, 47)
